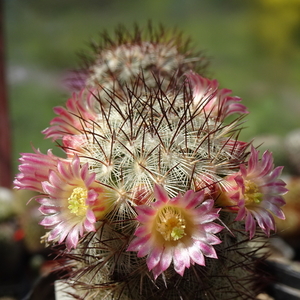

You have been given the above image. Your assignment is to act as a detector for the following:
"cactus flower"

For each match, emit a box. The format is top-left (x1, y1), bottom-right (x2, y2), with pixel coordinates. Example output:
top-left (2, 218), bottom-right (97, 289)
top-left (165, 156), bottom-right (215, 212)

top-left (185, 71), bottom-right (248, 120)
top-left (223, 146), bottom-right (287, 238)
top-left (127, 184), bottom-right (223, 279)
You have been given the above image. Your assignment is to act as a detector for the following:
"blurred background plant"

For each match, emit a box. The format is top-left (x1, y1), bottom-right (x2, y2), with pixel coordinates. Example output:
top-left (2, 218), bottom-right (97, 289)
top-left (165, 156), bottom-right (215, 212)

top-left (2, 0), bottom-right (300, 299)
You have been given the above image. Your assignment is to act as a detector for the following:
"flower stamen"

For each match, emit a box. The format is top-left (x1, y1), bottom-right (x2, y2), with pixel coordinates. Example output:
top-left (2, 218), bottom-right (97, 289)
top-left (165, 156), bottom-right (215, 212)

top-left (244, 180), bottom-right (263, 204)
top-left (68, 187), bottom-right (88, 216)
top-left (156, 206), bottom-right (186, 241)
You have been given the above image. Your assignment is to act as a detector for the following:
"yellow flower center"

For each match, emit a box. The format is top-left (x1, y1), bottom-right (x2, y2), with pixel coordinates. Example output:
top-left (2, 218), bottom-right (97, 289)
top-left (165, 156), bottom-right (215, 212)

top-left (68, 187), bottom-right (88, 217)
top-left (244, 180), bottom-right (263, 204)
top-left (156, 206), bottom-right (186, 241)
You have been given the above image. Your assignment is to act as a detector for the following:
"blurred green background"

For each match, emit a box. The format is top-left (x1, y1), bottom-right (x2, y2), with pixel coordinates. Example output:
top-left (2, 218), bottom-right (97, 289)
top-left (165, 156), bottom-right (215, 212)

top-left (5, 0), bottom-right (300, 175)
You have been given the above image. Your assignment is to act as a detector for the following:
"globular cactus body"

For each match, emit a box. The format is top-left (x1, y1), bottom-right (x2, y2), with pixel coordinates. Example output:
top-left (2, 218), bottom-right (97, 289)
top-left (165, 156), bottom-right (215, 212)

top-left (14, 25), bottom-right (287, 300)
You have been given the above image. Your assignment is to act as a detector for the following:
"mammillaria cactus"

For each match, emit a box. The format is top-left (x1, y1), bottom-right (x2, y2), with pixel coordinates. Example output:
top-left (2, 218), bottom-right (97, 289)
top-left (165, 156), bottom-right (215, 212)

top-left (65, 24), bottom-right (207, 93)
top-left (14, 25), bottom-right (287, 300)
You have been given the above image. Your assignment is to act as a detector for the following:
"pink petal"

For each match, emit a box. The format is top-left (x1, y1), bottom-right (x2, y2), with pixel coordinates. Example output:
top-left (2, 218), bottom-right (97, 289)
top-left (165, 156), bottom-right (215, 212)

top-left (158, 246), bottom-right (173, 274)
top-left (58, 222), bottom-right (77, 244)
top-left (266, 166), bottom-right (284, 183)
top-left (146, 245), bottom-right (163, 270)
top-left (261, 201), bottom-right (285, 220)
top-left (41, 181), bottom-right (62, 196)
top-left (36, 197), bottom-right (61, 206)
top-left (83, 218), bottom-right (96, 232)
top-left (183, 190), bottom-right (204, 209)
top-left (259, 151), bottom-right (274, 176)
top-left (151, 264), bottom-right (163, 280)
top-left (244, 211), bottom-right (256, 239)
top-left (262, 183), bottom-right (288, 194)
top-left (137, 242), bottom-right (153, 258)
top-left (146, 246), bottom-right (163, 270)
top-left (196, 199), bottom-right (214, 215)
top-left (127, 234), bottom-right (151, 253)
top-left (173, 245), bottom-right (190, 276)
top-left (40, 215), bottom-right (61, 227)
top-left (65, 226), bottom-right (80, 249)
top-left (48, 170), bottom-right (65, 189)
top-left (39, 205), bottom-right (59, 215)
top-left (194, 240), bottom-right (217, 259)
top-left (234, 174), bottom-right (244, 189)
top-left (86, 189), bottom-right (98, 204)
top-left (84, 170), bottom-right (96, 187)
top-left (57, 161), bottom-right (72, 181)
top-left (197, 212), bottom-right (220, 224)
top-left (71, 156), bottom-right (81, 179)
top-left (202, 222), bottom-right (224, 234)
top-left (153, 184), bottom-right (169, 203)
top-left (134, 225), bottom-right (149, 237)
top-left (136, 205), bottom-right (156, 222)
top-left (252, 210), bottom-right (275, 233)
top-left (248, 146), bottom-right (259, 172)
top-left (85, 209), bottom-right (96, 223)
top-left (268, 195), bottom-right (286, 206)
top-left (205, 233), bottom-right (222, 245)
top-left (235, 204), bottom-right (246, 221)
top-left (188, 244), bottom-right (205, 266)
top-left (48, 226), bottom-right (63, 241)
top-left (80, 163), bottom-right (89, 181)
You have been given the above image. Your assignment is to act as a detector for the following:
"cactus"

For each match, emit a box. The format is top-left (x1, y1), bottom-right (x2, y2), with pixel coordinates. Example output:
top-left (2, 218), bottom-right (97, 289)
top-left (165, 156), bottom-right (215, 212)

top-left (14, 25), bottom-right (287, 300)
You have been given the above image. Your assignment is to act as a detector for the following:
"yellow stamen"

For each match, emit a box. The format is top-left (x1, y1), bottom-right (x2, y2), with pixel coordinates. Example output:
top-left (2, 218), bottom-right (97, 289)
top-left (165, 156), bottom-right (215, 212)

top-left (156, 206), bottom-right (186, 241)
top-left (244, 180), bottom-right (263, 204)
top-left (68, 187), bottom-right (88, 216)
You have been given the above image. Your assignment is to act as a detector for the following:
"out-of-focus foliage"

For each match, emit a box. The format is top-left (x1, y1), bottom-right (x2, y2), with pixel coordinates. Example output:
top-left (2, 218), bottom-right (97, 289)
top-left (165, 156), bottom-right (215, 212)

top-left (252, 0), bottom-right (300, 59)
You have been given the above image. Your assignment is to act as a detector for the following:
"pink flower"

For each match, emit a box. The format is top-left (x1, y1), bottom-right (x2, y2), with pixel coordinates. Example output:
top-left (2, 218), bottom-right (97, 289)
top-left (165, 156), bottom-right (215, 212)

top-left (14, 148), bottom-right (63, 193)
top-left (185, 71), bottom-right (248, 120)
top-left (223, 146), bottom-right (287, 239)
top-left (42, 89), bottom-right (98, 142)
top-left (127, 185), bottom-right (223, 279)
top-left (15, 152), bottom-right (113, 250)
top-left (38, 155), bottom-right (114, 250)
